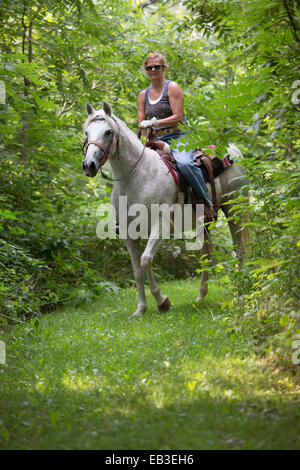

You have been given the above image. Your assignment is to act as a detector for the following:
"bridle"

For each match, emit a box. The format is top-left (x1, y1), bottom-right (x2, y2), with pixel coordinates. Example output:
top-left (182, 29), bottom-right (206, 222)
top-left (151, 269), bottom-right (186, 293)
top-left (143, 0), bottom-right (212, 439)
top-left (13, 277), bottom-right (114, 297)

top-left (82, 116), bottom-right (118, 171)
top-left (82, 115), bottom-right (150, 181)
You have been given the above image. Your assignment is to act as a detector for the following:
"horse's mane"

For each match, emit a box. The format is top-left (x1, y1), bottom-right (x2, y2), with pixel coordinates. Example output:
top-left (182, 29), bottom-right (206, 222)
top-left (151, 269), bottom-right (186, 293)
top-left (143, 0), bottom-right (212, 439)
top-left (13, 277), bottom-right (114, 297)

top-left (83, 109), bottom-right (144, 150)
top-left (83, 109), bottom-right (118, 132)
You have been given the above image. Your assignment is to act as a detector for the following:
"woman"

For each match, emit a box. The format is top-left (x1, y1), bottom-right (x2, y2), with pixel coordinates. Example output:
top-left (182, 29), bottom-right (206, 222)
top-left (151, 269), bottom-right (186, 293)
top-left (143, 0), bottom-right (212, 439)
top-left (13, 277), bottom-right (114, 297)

top-left (138, 51), bottom-right (215, 218)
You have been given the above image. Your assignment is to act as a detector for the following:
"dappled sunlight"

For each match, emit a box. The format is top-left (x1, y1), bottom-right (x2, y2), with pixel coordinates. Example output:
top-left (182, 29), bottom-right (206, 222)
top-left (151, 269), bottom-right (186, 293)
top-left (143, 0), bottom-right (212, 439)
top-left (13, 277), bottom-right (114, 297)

top-left (1, 0), bottom-right (299, 450)
top-left (61, 372), bottom-right (104, 393)
top-left (177, 355), bottom-right (299, 403)
top-left (134, 353), bottom-right (299, 412)
top-left (3, 332), bottom-right (300, 450)
top-left (33, 371), bottom-right (105, 393)
top-left (2, 276), bottom-right (299, 449)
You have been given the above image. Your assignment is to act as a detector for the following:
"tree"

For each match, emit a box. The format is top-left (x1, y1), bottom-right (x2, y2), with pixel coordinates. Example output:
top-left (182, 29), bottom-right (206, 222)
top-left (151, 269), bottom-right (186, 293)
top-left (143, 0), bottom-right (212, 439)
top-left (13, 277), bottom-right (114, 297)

top-left (179, 0), bottom-right (300, 356)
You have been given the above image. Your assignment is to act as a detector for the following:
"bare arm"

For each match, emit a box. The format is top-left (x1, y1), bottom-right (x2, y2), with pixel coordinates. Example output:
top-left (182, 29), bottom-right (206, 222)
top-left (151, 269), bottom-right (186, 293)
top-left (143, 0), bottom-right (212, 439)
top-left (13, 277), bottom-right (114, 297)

top-left (137, 90), bottom-right (146, 126)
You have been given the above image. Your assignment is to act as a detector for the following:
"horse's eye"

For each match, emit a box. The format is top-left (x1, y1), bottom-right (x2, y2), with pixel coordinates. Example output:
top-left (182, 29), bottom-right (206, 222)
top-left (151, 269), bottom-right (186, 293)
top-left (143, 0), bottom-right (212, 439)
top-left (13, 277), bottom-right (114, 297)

top-left (85, 131), bottom-right (88, 136)
top-left (105, 130), bottom-right (112, 136)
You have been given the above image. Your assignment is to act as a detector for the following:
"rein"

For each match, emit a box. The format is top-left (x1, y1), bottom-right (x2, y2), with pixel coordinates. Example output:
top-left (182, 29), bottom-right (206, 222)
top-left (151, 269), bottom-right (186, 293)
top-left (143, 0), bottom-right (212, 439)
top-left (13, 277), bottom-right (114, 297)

top-left (83, 116), bottom-right (150, 182)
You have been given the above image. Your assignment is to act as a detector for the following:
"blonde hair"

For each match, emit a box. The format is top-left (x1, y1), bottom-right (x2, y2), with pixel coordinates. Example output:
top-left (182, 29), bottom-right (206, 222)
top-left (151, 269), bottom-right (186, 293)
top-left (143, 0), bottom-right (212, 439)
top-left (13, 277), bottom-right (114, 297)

top-left (143, 52), bottom-right (169, 75)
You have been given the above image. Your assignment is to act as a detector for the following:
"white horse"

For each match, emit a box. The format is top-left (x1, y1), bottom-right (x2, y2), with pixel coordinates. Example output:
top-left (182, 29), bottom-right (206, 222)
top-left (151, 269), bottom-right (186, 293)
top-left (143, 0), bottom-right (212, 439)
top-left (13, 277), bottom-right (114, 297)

top-left (82, 102), bottom-right (250, 317)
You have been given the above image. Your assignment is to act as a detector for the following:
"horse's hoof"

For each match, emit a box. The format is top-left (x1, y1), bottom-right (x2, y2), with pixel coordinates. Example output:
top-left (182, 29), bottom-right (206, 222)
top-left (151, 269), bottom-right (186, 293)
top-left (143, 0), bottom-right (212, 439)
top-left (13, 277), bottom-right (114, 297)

top-left (131, 313), bottom-right (143, 319)
top-left (158, 297), bottom-right (171, 312)
top-left (196, 293), bottom-right (207, 302)
top-left (131, 307), bottom-right (146, 318)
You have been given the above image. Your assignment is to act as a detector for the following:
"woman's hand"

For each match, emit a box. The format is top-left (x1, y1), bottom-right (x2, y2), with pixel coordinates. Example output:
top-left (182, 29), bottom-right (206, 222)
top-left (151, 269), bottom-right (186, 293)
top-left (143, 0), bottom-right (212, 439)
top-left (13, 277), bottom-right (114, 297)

top-left (139, 117), bottom-right (158, 128)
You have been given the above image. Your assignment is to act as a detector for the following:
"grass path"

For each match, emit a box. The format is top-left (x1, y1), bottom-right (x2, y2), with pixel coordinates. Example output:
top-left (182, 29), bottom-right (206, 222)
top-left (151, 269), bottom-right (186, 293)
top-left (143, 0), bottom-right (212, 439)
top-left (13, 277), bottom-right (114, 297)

top-left (0, 279), bottom-right (299, 450)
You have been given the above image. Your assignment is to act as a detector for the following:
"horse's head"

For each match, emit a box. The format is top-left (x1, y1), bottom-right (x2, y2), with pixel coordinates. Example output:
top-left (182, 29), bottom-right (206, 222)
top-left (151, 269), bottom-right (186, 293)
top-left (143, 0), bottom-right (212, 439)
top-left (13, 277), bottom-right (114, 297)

top-left (82, 102), bottom-right (118, 177)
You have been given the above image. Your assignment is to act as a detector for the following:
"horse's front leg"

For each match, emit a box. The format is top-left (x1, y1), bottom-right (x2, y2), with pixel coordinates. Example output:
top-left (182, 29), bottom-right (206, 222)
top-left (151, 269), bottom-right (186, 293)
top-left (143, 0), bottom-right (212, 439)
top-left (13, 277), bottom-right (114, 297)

top-left (123, 238), bottom-right (147, 318)
top-left (141, 232), bottom-right (171, 312)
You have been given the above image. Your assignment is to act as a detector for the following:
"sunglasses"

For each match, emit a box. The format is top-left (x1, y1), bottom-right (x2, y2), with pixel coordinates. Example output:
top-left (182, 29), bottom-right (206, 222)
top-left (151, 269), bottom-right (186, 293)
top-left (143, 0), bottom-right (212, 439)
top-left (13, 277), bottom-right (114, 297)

top-left (145, 64), bottom-right (164, 71)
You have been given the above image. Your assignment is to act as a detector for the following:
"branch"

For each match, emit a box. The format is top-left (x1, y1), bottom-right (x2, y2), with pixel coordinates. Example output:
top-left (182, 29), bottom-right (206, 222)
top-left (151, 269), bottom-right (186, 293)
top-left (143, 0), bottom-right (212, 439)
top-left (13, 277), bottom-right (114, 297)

top-left (28, 21), bottom-right (33, 63)
top-left (282, 0), bottom-right (300, 43)
top-left (200, 0), bottom-right (208, 14)
top-left (21, 6), bottom-right (27, 60)
top-left (19, 6), bottom-right (41, 163)
top-left (92, 79), bottom-right (102, 90)
top-left (140, 0), bottom-right (161, 9)
top-left (58, 101), bottom-right (76, 116)
top-left (24, 33), bottom-right (52, 51)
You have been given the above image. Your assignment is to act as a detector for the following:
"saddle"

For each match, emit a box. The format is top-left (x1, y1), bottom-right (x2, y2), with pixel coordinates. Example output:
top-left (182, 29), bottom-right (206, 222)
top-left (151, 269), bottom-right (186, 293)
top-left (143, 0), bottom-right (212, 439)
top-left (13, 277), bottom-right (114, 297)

top-left (146, 140), bottom-right (233, 221)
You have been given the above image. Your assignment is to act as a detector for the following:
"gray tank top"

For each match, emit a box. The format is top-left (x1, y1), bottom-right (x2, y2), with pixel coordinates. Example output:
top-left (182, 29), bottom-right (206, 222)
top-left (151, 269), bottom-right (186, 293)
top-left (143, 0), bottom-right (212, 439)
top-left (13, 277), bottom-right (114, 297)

top-left (144, 80), bottom-right (186, 131)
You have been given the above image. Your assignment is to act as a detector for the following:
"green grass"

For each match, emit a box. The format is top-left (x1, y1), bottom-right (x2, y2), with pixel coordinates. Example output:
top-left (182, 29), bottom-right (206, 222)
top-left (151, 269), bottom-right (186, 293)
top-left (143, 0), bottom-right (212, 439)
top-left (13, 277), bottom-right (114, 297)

top-left (0, 279), bottom-right (299, 450)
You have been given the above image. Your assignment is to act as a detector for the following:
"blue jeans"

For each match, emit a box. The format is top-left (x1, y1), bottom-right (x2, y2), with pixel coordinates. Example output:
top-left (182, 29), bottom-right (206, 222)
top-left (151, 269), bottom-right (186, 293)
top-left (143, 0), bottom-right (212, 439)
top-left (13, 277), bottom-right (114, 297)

top-left (157, 130), bottom-right (212, 206)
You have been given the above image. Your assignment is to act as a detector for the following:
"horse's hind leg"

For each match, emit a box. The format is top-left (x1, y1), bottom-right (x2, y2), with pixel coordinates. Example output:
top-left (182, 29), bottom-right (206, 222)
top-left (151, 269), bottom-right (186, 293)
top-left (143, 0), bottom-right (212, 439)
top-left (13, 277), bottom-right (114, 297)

top-left (221, 203), bottom-right (246, 261)
top-left (124, 238), bottom-right (147, 318)
top-left (196, 228), bottom-right (212, 301)
top-left (141, 235), bottom-right (171, 312)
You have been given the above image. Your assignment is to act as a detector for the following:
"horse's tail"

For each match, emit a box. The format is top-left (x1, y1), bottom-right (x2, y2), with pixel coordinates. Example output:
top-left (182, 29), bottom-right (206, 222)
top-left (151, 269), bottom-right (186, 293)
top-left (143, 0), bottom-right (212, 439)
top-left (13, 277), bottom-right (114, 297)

top-left (241, 210), bottom-right (251, 256)
top-left (227, 143), bottom-right (244, 161)
top-left (227, 143), bottom-right (251, 255)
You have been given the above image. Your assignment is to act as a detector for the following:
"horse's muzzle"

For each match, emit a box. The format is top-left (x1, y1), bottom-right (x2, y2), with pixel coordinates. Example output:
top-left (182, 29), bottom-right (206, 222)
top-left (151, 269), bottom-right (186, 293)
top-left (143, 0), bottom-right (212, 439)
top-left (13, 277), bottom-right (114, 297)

top-left (83, 160), bottom-right (97, 177)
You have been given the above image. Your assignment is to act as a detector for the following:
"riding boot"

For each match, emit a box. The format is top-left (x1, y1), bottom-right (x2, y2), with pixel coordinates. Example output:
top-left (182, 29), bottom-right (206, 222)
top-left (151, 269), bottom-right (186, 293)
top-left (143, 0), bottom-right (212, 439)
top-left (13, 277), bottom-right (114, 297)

top-left (204, 204), bottom-right (217, 223)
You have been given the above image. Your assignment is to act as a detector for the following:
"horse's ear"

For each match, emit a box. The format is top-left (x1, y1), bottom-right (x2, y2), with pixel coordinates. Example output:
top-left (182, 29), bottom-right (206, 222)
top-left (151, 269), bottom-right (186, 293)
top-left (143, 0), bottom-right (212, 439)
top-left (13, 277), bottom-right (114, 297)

top-left (86, 102), bottom-right (95, 115)
top-left (103, 101), bottom-right (112, 117)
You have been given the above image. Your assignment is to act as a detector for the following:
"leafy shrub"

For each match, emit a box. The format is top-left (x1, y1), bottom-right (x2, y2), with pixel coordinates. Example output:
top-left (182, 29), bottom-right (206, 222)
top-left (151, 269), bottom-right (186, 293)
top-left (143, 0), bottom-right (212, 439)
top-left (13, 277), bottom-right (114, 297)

top-left (0, 239), bottom-right (49, 324)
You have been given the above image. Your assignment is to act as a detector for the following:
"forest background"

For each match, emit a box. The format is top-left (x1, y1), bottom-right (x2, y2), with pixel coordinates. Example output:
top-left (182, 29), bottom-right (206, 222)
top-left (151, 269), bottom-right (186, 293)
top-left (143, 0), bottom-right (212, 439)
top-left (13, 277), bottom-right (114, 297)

top-left (0, 0), bottom-right (299, 366)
